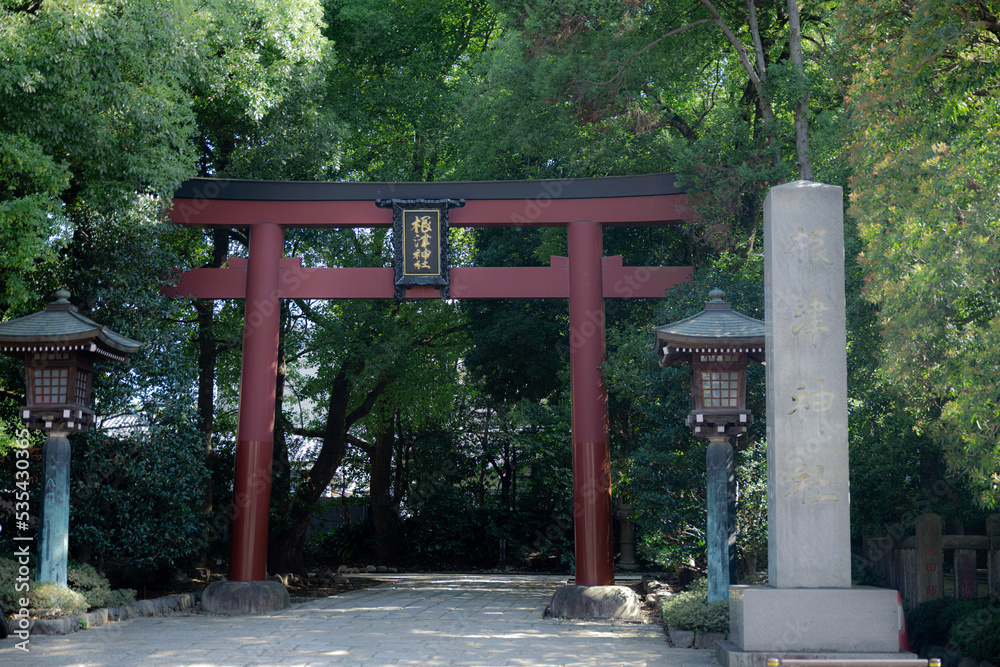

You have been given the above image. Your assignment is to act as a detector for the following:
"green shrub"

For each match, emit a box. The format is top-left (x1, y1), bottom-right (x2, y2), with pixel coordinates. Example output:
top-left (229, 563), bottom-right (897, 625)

top-left (850, 556), bottom-right (885, 588)
top-left (66, 561), bottom-right (135, 609)
top-left (948, 606), bottom-right (1000, 662)
top-left (0, 555), bottom-right (30, 611)
top-left (738, 571), bottom-right (768, 586)
top-left (658, 577), bottom-right (729, 634)
top-left (314, 518), bottom-right (375, 564)
top-left (403, 486), bottom-right (487, 562)
top-left (28, 582), bottom-right (88, 618)
top-left (104, 588), bottom-right (138, 608)
top-left (0, 556), bottom-right (136, 616)
top-left (906, 596), bottom-right (991, 653)
top-left (70, 407), bottom-right (210, 570)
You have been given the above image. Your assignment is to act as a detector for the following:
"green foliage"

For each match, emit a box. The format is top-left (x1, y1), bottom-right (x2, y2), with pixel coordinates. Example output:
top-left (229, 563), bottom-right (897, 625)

top-left (948, 605), bottom-right (1000, 662)
top-left (850, 557), bottom-right (884, 588)
top-left (658, 578), bottom-right (729, 633)
top-left (0, 132), bottom-right (70, 309)
top-left (28, 582), bottom-right (88, 619)
top-left (2, 0), bottom-right (997, 586)
top-left (0, 0), bottom-right (202, 205)
top-left (840, 0), bottom-right (1000, 507)
top-left (194, 0), bottom-right (336, 177)
top-left (66, 561), bottom-right (136, 610)
top-left (0, 555), bottom-right (26, 612)
top-left (0, 556), bottom-right (135, 618)
top-left (463, 228), bottom-right (567, 403)
top-left (70, 407), bottom-right (209, 570)
top-left (734, 438), bottom-right (767, 568)
top-left (905, 596), bottom-right (992, 654)
top-left (404, 484), bottom-right (487, 562)
top-left (0, 418), bottom-right (32, 459)
top-left (604, 252), bottom-right (766, 571)
top-left (324, 0), bottom-right (497, 181)
top-left (313, 518), bottom-right (376, 564)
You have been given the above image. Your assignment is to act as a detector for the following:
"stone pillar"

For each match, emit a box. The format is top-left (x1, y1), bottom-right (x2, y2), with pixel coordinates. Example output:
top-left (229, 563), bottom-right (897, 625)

top-left (37, 433), bottom-right (70, 585)
top-left (725, 181), bottom-right (900, 658)
top-left (706, 436), bottom-right (736, 602)
top-left (616, 504), bottom-right (637, 570)
top-left (764, 181), bottom-right (850, 588)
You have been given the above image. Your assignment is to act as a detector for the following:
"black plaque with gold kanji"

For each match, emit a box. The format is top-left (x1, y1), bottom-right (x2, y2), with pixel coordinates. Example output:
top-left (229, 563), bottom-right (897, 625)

top-left (402, 209), bottom-right (441, 276)
top-left (377, 198), bottom-right (464, 299)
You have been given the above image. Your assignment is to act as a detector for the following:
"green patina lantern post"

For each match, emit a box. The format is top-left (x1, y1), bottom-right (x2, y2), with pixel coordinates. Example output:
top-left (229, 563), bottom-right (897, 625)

top-left (653, 289), bottom-right (764, 602)
top-left (0, 290), bottom-right (141, 585)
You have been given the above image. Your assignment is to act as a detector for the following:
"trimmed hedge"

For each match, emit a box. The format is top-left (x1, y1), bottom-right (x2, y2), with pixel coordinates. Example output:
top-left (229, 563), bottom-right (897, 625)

top-left (658, 577), bottom-right (728, 634)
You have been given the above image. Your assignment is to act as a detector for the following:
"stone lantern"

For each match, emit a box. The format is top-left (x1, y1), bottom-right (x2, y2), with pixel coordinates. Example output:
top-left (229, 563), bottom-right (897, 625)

top-left (0, 290), bottom-right (141, 585)
top-left (653, 288), bottom-right (764, 602)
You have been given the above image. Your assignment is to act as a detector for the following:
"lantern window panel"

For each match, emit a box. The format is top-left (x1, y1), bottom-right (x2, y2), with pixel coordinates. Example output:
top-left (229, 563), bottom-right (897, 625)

top-left (700, 370), bottom-right (740, 408)
top-left (75, 369), bottom-right (91, 405)
top-left (33, 367), bottom-right (69, 404)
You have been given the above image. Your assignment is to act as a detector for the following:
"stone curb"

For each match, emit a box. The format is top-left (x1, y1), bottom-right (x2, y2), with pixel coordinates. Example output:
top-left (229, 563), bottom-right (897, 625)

top-left (667, 625), bottom-right (727, 650)
top-left (23, 591), bottom-right (202, 636)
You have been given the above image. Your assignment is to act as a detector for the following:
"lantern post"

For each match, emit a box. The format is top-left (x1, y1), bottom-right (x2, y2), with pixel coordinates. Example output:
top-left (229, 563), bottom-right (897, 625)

top-left (0, 290), bottom-right (141, 585)
top-left (653, 289), bottom-right (764, 602)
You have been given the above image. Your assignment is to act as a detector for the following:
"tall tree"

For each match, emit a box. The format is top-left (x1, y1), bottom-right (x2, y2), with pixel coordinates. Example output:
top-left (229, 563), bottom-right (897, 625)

top-left (469, 0), bottom-right (838, 252)
top-left (840, 0), bottom-right (1000, 508)
top-left (323, 0), bottom-right (497, 181)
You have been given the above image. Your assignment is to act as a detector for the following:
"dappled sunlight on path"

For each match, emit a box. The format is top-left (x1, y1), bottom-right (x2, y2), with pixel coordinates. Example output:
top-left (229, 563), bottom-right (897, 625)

top-left (1, 574), bottom-right (718, 666)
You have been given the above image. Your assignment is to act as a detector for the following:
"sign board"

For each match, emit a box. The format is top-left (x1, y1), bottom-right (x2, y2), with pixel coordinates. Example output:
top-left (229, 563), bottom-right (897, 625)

top-left (378, 198), bottom-right (463, 298)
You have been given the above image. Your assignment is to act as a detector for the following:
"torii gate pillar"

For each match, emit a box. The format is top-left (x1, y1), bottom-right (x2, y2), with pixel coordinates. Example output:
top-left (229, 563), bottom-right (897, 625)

top-left (231, 222), bottom-right (283, 582)
top-left (568, 221), bottom-right (613, 585)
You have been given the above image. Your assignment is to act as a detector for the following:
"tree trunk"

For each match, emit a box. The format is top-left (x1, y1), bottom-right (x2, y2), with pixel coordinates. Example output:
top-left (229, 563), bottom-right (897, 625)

top-left (392, 417), bottom-right (409, 504)
top-left (268, 359), bottom-right (395, 573)
top-left (700, 0), bottom-right (781, 165)
top-left (267, 322), bottom-right (294, 572)
top-left (787, 0), bottom-right (813, 180)
top-left (268, 367), bottom-right (352, 574)
top-left (371, 420), bottom-right (402, 561)
top-left (195, 229), bottom-right (230, 565)
top-left (499, 438), bottom-right (513, 510)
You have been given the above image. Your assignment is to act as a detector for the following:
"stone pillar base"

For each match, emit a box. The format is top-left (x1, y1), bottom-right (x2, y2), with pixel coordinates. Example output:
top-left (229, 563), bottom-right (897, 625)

top-left (716, 641), bottom-right (915, 667)
top-left (201, 580), bottom-right (290, 615)
top-left (548, 585), bottom-right (640, 619)
top-left (729, 586), bottom-right (901, 653)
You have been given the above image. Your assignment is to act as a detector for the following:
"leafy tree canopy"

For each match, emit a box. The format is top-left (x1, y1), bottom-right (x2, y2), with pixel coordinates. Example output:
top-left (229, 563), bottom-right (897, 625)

top-left (841, 0), bottom-right (1000, 507)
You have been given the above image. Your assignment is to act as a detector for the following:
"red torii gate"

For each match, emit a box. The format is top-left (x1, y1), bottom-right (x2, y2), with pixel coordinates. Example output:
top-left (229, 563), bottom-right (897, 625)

top-left (167, 173), bottom-right (693, 588)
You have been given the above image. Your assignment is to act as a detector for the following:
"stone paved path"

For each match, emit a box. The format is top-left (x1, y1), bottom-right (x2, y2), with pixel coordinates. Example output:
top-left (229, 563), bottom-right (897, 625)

top-left (0, 574), bottom-right (719, 666)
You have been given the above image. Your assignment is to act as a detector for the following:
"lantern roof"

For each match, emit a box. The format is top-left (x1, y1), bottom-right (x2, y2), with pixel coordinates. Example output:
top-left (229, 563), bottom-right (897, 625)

top-left (0, 290), bottom-right (143, 363)
top-left (653, 289), bottom-right (765, 365)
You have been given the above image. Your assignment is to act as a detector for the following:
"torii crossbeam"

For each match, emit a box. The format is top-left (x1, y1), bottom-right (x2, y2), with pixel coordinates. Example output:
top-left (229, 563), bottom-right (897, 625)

top-left (167, 173), bottom-right (693, 588)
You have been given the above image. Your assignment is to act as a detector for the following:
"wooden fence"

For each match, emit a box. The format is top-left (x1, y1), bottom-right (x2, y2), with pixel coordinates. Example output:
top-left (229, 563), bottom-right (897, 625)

top-left (862, 513), bottom-right (1000, 609)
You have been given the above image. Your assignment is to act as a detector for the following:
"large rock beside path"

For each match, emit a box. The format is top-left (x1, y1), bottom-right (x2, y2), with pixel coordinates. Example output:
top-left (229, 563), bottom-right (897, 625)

top-left (548, 585), bottom-right (641, 619)
top-left (201, 580), bottom-right (290, 615)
